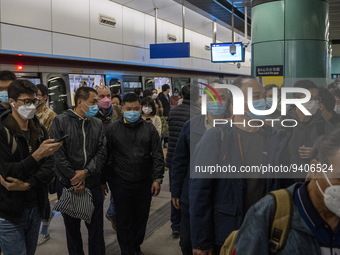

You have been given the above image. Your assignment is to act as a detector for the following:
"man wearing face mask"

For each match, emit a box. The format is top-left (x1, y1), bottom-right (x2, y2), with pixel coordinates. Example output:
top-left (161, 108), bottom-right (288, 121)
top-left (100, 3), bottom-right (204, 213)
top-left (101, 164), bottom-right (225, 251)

top-left (95, 85), bottom-right (116, 129)
top-left (264, 84), bottom-right (281, 119)
top-left (0, 70), bottom-right (17, 117)
top-left (285, 80), bottom-right (333, 175)
top-left (50, 87), bottom-right (107, 255)
top-left (104, 93), bottom-right (164, 255)
top-left (190, 78), bottom-right (292, 255)
top-left (166, 85), bottom-right (200, 239)
top-left (36, 84), bottom-right (57, 134)
top-left (318, 87), bottom-right (340, 127)
top-left (232, 129), bottom-right (340, 254)
top-left (0, 80), bottom-right (62, 255)
top-left (170, 86), bottom-right (229, 254)
top-left (94, 85), bottom-right (119, 230)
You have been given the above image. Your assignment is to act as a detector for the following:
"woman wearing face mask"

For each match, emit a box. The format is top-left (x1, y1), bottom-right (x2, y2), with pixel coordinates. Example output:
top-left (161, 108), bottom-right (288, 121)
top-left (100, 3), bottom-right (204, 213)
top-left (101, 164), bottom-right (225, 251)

top-left (141, 97), bottom-right (161, 137)
top-left (170, 88), bottom-right (181, 108)
top-left (226, 129), bottom-right (340, 255)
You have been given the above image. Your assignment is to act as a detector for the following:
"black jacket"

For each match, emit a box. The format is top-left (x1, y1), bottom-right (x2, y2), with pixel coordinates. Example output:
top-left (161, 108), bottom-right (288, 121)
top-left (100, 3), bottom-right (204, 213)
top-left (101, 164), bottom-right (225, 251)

top-left (50, 109), bottom-right (107, 188)
top-left (0, 104), bottom-right (9, 117)
top-left (158, 92), bottom-right (171, 117)
top-left (170, 115), bottom-right (207, 205)
top-left (189, 124), bottom-right (293, 249)
top-left (105, 117), bottom-right (164, 182)
top-left (0, 111), bottom-right (54, 222)
top-left (166, 100), bottom-right (200, 168)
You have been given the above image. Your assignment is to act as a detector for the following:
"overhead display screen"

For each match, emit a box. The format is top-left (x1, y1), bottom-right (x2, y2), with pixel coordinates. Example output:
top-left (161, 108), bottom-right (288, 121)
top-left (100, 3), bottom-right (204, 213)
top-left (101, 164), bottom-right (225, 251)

top-left (211, 42), bottom-right (244, 63)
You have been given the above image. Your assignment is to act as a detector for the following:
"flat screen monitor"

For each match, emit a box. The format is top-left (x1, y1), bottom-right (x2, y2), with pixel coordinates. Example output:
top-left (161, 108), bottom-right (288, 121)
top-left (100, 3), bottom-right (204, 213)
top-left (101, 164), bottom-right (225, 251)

top-left (211, 42), bottom-right (244, 63)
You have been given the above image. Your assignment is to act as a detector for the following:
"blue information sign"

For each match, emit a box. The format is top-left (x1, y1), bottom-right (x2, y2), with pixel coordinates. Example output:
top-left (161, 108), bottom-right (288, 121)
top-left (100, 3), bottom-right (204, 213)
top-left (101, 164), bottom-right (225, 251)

top-left (150, 42), bottom-right (190, 59)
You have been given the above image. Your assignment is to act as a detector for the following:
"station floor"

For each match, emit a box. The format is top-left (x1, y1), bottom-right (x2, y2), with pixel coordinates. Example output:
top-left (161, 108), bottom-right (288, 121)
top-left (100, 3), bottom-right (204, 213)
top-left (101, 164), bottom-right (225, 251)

top-left (36, 158), bottom-right (182, 254)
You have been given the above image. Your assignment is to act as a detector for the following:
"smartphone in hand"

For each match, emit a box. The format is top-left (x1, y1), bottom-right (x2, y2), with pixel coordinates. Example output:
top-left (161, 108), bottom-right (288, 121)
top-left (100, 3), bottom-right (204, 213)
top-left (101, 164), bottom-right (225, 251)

top-left (54, 134), bottom-right (69, 143)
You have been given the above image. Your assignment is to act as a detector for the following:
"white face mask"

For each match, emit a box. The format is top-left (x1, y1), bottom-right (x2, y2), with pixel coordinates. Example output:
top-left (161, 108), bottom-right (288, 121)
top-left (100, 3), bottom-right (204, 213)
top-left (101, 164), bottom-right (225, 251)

top-left (334, 105), bottom-right (340, 114)
top-left (17, 104), bottom-right (36, 120)
top-left (302, 100), bottom-right (319, 115)
top-left (142, 107), bottom-right (152, 115)
top-left (316, 172), bottom-right (340, 217)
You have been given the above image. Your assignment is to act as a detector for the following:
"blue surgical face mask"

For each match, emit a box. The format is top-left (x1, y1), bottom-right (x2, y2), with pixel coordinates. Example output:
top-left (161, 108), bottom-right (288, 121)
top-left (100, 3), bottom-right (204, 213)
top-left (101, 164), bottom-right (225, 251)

top-left (266, 98), bottom-right (273, 109)
top-left (82, 102), bottom-right (99, 118)
top-left (0, 91), bottom-right (9, 103)
top-left (207, 101), bottom-right (227, 116)
top-left (124, 111), bottom-right (141, 123)
top-left (246, 99), bottom-right (267, 119)
top-left (174, 93), bottom-right (179, 97)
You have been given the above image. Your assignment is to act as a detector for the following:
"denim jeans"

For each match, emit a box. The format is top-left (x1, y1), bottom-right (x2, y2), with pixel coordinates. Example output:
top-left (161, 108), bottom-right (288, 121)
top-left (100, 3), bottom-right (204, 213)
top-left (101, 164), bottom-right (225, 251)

top-left (106, 196), bottom-right (116, 219)
top-left (0, 207), bottom-right (41, 255)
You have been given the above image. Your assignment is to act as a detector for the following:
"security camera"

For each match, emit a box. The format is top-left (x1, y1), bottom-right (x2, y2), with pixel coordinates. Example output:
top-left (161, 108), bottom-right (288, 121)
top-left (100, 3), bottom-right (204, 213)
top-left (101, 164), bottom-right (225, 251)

top-left (230, 45), bottom-right (237, 55)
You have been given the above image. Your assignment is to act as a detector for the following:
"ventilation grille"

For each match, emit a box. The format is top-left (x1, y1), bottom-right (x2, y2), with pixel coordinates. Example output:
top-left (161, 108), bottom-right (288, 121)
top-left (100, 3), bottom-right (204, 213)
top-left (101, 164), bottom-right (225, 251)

top-left (99, 15), bottom-right (116, 28)
top-left (167, 34), bottom-right (177, 42)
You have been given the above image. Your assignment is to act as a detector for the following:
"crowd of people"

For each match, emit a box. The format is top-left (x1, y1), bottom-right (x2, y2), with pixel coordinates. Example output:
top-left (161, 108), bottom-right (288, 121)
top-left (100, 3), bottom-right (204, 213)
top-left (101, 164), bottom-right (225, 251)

top-left (0, 72), bottom-right (340, 255)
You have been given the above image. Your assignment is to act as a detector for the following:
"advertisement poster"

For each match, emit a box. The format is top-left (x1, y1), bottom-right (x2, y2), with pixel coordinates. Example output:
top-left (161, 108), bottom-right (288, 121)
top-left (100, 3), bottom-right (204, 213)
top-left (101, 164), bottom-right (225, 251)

top-left (154, 77), bottom-right (172, 94)
top-left (68, 74), bottom-right (105, 105)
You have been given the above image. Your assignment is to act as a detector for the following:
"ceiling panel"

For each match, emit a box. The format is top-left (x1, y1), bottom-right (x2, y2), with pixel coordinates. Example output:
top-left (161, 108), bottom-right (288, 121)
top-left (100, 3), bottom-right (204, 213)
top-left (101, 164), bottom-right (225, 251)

top-left (110, 0), bottom-right (340, 42)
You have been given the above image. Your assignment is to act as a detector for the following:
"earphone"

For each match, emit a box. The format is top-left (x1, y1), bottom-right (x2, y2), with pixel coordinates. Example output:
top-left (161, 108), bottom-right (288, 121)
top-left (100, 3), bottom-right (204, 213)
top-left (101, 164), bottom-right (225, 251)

top-left (11, 103), bottom-right (15, 107)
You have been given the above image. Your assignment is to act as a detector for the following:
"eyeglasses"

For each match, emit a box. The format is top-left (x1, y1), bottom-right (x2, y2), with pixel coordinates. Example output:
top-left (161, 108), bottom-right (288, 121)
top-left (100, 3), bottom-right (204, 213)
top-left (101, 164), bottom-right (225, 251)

top-left (16, 98), bottom-right (41, 106)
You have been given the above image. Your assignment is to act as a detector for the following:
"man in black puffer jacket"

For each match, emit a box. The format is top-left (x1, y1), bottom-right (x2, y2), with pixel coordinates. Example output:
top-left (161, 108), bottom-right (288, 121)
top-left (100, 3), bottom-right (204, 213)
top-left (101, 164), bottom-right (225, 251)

top-left (105, 93), bottom-right (164, 255)
top-left (51, 87), bottom-right (107, 255)
top-left (165, 85), bottom-right (200, 238)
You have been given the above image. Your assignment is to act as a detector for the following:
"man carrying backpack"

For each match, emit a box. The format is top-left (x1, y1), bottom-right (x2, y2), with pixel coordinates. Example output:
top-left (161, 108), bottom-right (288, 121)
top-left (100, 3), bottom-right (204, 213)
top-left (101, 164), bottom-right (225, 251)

top-left (0, 80), bottom-right (62, 255)
top-left (230, 129), bottom-right (340, 255)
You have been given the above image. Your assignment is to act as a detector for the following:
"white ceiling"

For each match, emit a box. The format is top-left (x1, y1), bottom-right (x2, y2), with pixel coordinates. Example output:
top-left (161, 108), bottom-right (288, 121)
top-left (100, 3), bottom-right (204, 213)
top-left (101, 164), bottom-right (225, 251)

top-left (111, 0), bottom-right (340, 42)
top-left (110, 0), bottom-right (238, 41)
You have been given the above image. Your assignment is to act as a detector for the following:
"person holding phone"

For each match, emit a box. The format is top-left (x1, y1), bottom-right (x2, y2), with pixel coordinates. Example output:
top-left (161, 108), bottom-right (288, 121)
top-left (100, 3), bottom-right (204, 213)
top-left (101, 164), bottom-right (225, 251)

top-left (0, 80), bottom-right (62, 255)
top-left (50, 86), bottom-right (107, 255)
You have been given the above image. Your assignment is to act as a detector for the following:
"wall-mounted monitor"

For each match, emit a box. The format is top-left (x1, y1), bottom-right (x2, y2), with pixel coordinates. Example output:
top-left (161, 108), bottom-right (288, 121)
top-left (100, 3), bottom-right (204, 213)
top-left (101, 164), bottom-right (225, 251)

top-left (211, 42), bottom-right (244, 63)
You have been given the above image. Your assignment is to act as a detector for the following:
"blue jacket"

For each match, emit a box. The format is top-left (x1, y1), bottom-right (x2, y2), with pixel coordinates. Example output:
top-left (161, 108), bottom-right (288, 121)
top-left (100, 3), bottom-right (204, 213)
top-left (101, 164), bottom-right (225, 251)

top-left (234, 183), bottom-right (321, 255)
top-left (170, 115), bottom-right (206, 206)
top-left (189, 124), bottom-right (293, 250)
